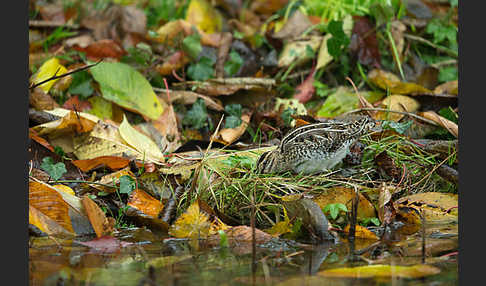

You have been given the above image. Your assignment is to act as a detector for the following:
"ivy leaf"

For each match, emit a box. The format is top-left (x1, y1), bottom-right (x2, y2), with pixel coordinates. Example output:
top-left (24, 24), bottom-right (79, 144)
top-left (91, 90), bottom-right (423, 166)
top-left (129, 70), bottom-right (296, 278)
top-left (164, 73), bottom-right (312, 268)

top-left (327, 20), bottom-right (350, 59)
top-left (281, 107), bottom-right (296, 127)
top-left (224, 103), bottom-right (242, 128)
top-left (182, 98), bottom-right (208, 129)
top-left (425, 19), bottom-right (457, 45)
top-left (323, 203), bottom-right (348, 220)
top-left (40, 157), bottom-right (67, 181)
top-left (381, 120), bottom-right (413, 135)
top-left (68, 71), bottom-right (93, 99)
top-left (182, 32), bottom-right (202, 60)
top-left (224, 50), bottom-right (243, 76)
top-left (187, 56), bottom-right (215, 81)
top-left (119, 175), bottom-right (136, 194)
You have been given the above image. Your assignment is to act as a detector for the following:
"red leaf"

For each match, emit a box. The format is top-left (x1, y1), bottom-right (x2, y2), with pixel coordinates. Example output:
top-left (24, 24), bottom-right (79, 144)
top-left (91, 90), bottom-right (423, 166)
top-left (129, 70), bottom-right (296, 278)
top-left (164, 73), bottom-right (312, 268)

top-left (293, 66), bottom-right (316, 103)
top-left (73, 39), bottom-right (126, 60)
top-left (62, 95), bottom-right (92, 112)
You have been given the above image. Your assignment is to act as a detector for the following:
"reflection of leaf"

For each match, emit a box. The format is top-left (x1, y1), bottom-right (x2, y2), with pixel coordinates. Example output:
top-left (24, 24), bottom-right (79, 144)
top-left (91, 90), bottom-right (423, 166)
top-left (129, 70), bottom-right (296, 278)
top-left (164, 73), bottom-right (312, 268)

top-left (40, 157), bottom-right (67, 181)
top-left (182, 98), bottom-right (208, 129)
top-left (187, 56), bottom-right (215, 81)
top-left (90, 61), bottom-right (164, 120)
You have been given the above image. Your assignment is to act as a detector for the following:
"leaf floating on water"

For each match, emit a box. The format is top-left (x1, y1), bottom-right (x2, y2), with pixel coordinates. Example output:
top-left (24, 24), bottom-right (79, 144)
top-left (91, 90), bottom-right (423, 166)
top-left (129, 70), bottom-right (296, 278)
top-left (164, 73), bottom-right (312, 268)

top-left (319, 264), bottom-right (440, 279)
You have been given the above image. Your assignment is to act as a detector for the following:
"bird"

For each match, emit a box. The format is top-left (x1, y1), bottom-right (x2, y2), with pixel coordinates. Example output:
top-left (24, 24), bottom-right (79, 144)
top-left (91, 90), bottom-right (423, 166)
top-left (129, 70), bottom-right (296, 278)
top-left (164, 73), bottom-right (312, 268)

top-left (256, 116), bottom-right (376, 174)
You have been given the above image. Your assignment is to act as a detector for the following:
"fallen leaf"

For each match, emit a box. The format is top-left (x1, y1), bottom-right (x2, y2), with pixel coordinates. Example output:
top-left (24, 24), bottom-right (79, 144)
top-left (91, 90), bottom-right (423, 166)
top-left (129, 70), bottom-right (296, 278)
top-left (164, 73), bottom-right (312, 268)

top-left (317, 87), bottom-right (384, 118)
top-left (343, 224), bottom-right (379, 240)
top-left (118, 115), bottom-right (164, 160)
top-left (368, 69), bottom-right (434, 95)
top-left (312, 187), bottom-right (376, 220)
top-left (319, 264), bottom-right (440, 279)
top-left (376, 94), bottom-right (420, 121)
top-left (293, 67), bottom-right (316, 103)
top-left (273, 10), bottom-right (312, 40)
top-left (213, 113), bottom-right (251, 145)
top-left (127, 189), bottom-right (164, 218)
top-left (434, 80), bottom-right (458, 96)
top-left (186, 0), bottom-right (223, 34)
top-left (72, 156), bottom-right (131, 172)
top-left (91, 167), bottom-right (136, 194)
top-left (73, 39), bottom-right (126, 60)
top-left (90, 61), bottom-right (164, 120)
top-left (278, 36), bottom-right (322, 67)
top-left (75, 236), bottom-right (133, 253)
top-left (62, 95), bottom-right (92, 112)
top-left (349, 16), bottom-right (381, 68)
top-left (418, 111), bottom-right (458, 137)
top-left (81, 195), bottom-right (114, 238)
top-left (52, 184), bottom-right (75, 196)
top-left (29, 89), bottom-right (60, 110)
top-left (30, 57), bottom-right (68, 93)
top-left (29, 180), bottom-right (74, 235)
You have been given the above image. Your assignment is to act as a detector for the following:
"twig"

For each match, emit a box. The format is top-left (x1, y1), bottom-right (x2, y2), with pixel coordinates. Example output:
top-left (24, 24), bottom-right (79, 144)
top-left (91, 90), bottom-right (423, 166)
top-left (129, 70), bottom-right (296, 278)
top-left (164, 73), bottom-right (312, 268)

top-left (29, 59), bottom-right (103, 90)
top-left (411, 150), bottom-right (457, 188)
top-left (29, 20), bottom-right (80, 29)
top-left (403, 33), bottom-right (458, 58)
top-left (343, 107), bottom-right (440, 126)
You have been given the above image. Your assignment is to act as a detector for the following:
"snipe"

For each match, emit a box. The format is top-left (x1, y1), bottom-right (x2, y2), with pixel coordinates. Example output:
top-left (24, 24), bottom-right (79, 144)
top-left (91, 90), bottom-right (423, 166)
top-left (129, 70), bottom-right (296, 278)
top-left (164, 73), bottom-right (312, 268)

top-left (256, 116), bottom-right (376, 174)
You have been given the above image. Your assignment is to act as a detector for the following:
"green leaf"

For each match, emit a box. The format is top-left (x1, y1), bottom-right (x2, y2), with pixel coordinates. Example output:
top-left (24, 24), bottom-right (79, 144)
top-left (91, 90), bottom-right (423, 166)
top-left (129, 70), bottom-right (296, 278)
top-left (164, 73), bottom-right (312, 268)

top-left (119, 175), bottom-right (136, 194)
top-left (224, 104), bottom-right (242, 128)
top-left (438, 107), bottom-right (458, 123)
top-left (224, 116), bottom-right (242, 129)
top-left (225, 103), bottom-right (242, 117)
top-left (182, 32), bottom-right (202, 60)
top-left (224, 50), bottom-right (243, 76)
top-left (90, 61), bottom-right (164, 120)
top-left (40, 157), bottom-right (67, 181)
top-left (313, 80), bottom-right (331, 97)
top-left (281, 107), bottom-right (296, 127)
top-left (68, 71), bottom-right (93, 99)
top-left (187, 56), bottom-right (215, 81)
top-left (381, 120), bottom-right (413, 135)
top-left (182, 98), bottom-right (208, 129)
top-left (370, 217), bottom-right (380, 226)
top-left (323, 203), bottom-right (347, 220)
top-left (327, 20), bottom-right (350, 59)
top-left (438, 66), bottom-right (457, 83)
top-left (425, 19), bottom-right (457, 45)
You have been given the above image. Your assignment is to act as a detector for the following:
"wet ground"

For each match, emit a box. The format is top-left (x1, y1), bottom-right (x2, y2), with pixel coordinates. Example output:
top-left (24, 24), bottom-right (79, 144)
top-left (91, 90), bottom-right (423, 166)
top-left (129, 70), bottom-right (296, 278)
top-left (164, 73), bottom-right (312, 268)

top-left (29, 221), bottom-right (457, 286)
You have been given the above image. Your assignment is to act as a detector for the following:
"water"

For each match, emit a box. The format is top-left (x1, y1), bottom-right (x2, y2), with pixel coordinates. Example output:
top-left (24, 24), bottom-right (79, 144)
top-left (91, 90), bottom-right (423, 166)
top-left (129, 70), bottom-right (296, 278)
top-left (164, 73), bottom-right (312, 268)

top-left (29, 222), bottom-right (457, 286)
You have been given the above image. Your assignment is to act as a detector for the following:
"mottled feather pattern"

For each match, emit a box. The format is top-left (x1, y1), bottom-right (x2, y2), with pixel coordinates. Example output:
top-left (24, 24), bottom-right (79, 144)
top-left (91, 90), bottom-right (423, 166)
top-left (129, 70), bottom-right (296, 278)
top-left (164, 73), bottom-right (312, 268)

top-left (256, 116), bottom-right (375, 174)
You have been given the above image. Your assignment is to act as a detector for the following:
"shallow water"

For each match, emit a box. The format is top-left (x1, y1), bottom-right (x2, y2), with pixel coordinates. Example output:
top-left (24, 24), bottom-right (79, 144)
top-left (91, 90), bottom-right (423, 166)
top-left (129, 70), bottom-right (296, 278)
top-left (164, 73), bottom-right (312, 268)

top-left (29, 222), bottom-right (457, 286)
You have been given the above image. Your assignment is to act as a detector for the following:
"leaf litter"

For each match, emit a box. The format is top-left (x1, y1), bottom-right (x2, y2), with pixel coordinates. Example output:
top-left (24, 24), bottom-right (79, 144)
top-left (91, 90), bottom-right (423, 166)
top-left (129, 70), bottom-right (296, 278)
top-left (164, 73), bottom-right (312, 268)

top-left (29, 0), bottom-right (458, 285)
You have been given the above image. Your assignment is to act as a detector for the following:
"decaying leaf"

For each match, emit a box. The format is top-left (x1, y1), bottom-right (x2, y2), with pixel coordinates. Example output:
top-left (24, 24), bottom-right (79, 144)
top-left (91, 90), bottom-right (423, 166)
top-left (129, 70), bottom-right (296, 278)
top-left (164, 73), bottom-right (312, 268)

top-left (396, 192), bottom-right (458, 223)
top-left (317, 87), bottom-right (384, 118)
top-left (72, 156), bottom-right (131, 172)
top-left (376, 94), bottom-right (420, 121)
top-left (418, 111), bottom-right (458, 137)
top-left (186, 0), bottom-right (223, 34)
top-left (273, 10), bottom-right (312, 40)
top-left (118, 115), bottom-right (164, 161)
top-left (278, 36), bottom-right (322, 67)
top-left (213, 113), bottom-right (251, 145)
top-left (368, 69), bottom-right (434, 95)
top-left (30, 57), bottom-right (68, 93)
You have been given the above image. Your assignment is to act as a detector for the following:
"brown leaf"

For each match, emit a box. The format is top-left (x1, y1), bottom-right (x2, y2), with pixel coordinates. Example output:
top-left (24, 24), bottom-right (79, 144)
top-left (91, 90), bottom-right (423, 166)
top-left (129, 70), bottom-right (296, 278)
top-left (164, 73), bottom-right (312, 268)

top-left (73, 39), bottom-right (126, 60)
top-left (368, 69), bottom-right (433, 95)
top-left (213, 113), bottom-right (252, 145)
top-left (29, 129), bottom-right (54, 152)
top-left (374, 151), bottom-right (402, 181)
top-left (81, 195), bottom-right (114, 238)
top-left (419, 111), bottom-right (458, 137)
top-left (29, 180), bottom-right (74, 235)
top-left (29, 89), bottom-right (60, 110)
top-left (434, 80), bottom-right (458, 96)
top-left (62, 95), bottom-right (92, 112)
top-left (120, 5), bottom-right (146, 34)
top-left (273, 10), bottom-right (312, 40)
top-left (72, 156), bottom-right (131, 172)
top-left (127, 189), bottom-right (164, 218)
top-left (350, 16), bottom-right (381, 68)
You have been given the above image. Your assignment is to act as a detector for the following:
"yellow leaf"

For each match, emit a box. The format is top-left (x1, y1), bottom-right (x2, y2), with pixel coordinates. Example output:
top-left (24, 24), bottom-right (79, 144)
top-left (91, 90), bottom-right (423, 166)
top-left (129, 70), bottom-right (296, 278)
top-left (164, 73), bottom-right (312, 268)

top-left (376, 94), bottom-right (420, 121)
top-left (169, 202), bottom-right (211, 239)
top-left (368, 69), bottom-right (433, 95)
top-left (31, 57), bottom-right (68, 93)
top-left (52, 184), bottom-right (75, 196)
top-left (118, 115), bottom-right (164, 161)
top-left (186, 0), bottom-right (223, 34)
top-left (319, 264), bottom-right (440, 279)
top-left (343, 224), bottom-right (379, 240)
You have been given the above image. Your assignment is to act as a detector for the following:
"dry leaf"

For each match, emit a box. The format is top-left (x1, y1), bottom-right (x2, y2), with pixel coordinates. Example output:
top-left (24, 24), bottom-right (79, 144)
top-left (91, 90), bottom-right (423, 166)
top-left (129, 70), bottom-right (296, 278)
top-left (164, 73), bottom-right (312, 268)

top-left (72, 156), bottom-right (131, 172)
top-left (81, 195), bottom-right (114, 238)
top-left (419, 111), bottom-right (458, 137)
top-left (127, 189), bottom-right (164, 218)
